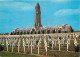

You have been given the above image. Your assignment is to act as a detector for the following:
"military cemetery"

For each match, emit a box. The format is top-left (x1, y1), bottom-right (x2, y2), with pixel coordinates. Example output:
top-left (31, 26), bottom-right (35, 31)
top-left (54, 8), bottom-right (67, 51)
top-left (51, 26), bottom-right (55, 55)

top-left (0, 2), bottom-right (80, 57)
top-left (0, 33), bottom-right (80, 57)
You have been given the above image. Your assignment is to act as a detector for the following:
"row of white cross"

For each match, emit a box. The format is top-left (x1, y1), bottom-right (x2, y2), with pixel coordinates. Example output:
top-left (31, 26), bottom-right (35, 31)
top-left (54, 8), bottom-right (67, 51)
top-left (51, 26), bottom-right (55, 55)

top-left (0, 34), bottom-right (79, 56)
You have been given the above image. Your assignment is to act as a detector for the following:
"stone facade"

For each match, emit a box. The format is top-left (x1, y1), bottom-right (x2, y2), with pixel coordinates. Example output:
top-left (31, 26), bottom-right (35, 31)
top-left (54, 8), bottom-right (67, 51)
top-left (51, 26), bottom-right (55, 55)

top-left (11, 3), bottom-right (73, 35)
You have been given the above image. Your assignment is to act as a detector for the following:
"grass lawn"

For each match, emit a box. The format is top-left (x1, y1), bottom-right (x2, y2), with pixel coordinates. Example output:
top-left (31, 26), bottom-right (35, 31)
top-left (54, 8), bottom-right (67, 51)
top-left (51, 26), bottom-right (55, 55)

top-left (0, 51), bottom-right (80, 57)
top-left (0, 51), bottom-right (37, 57)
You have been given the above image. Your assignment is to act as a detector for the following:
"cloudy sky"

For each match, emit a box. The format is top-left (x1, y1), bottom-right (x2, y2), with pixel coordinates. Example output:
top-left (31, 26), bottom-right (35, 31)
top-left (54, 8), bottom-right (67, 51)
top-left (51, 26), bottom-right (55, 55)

top-left (0, 0), bottom-right (80, 33)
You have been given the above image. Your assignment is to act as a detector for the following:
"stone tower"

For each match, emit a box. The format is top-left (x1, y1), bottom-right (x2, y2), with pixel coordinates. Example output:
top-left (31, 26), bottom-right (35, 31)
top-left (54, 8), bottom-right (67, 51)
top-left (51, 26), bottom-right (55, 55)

top-left (33, 3), bottom-right (42, 29)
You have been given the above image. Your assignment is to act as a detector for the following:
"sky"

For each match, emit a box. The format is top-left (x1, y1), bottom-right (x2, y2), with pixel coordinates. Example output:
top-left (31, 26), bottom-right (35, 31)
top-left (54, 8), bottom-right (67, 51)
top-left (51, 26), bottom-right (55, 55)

top-left (0, 0), bottom-right (80, 33)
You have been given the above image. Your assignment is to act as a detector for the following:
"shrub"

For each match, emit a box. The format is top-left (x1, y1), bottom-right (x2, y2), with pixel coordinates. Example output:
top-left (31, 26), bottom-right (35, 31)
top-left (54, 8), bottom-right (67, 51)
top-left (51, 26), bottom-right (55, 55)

top-left (19, 48), bottom-right (23, 53)
top-left (43, 51), bottom-right (46, 55)
top-left (26, 50), bottom-right (31, 54)
top-left (41, 46), bottom-right (45, 49)
top-left (0, 44), bottom-right (4, 51)
top-left (60, 56), bottom-right (63, 57)
top-left (74, 45), bottom-right (79, 52)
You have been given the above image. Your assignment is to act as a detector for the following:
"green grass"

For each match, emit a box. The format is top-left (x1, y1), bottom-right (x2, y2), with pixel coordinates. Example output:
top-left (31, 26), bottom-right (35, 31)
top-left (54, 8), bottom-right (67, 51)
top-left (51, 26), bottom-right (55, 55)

top-left (0, 50), bottom-right (79, 57)
top-left (0, 52), bottom-right (37, 57)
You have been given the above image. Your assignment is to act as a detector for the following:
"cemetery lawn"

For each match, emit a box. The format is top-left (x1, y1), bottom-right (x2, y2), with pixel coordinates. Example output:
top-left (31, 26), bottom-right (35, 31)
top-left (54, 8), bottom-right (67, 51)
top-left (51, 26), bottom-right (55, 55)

top-left (0, 50), bottom-right (80, 57)
top-left (0, 51), bottom-right (37, 57)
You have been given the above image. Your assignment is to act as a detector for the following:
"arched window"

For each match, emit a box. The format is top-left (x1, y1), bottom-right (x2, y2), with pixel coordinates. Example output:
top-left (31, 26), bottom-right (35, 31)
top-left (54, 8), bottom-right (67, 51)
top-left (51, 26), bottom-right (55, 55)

top-left (47, 30), bottom-right (50, 34)
top-left (10, 32), bottom-right (13, 35)
top-left (65, 31), bottom-right (67, 33)
top-left (52, 30), bottom-right (55, 33)
top-left (31, 31), bottom-right (33, 34)
top-left (38, 31), bottom-right (40, 34)
top-left (32, 29), bottom-right (35, 32)
top-left (35, 32), bottom-right (36, 34)
top-left (31, 29), bottom-right (35, 34)
top-left (20, 31), bottom-right (23, 35)
top-left (17, 31), bottom-right (19, 35)
top-left (27, 31), bottom-right (29, 34)
top-left (58, 30), bottom-right (61, 33)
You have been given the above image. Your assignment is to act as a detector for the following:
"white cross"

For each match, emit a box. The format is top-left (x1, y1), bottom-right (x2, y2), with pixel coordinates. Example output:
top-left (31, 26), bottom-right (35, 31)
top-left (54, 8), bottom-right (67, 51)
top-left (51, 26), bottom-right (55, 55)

top-left (40, 37), bottom-right (42, 41)
top-left (52, 40), bottom-right (54, 50)
top-left (44, 39), bottom-right (47, 45)
top-left (58, 40), bottom-right (61, 51)
top-left (6, 38), bottom-right (8, 46)
top-left (65, 40), bottom-right (70, 51)
top-left (37, 42), bottom-right (41, 54)
top-left (17, 41), bottom-right (20, 53)
top-left (23, 38), bottom-right (26, 53)
top-left (54, 39), bottom-right (57, 46)
top-left (62, 37), bottom-right (65, 45)
top-left (30, 41), bottom-right (34, 54)
top-left (6, 39), bottom-right (9, 51)
top-left (74, 40), bottom-right (78, 46)
top-left (44, 41), bottom-right (47, 49)
top-left (74, 38), bottom-right (77, 43)
top-left (45, 42), bottom-right (49, 56)
top-left (12, 43), bottom-right (14, 52)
